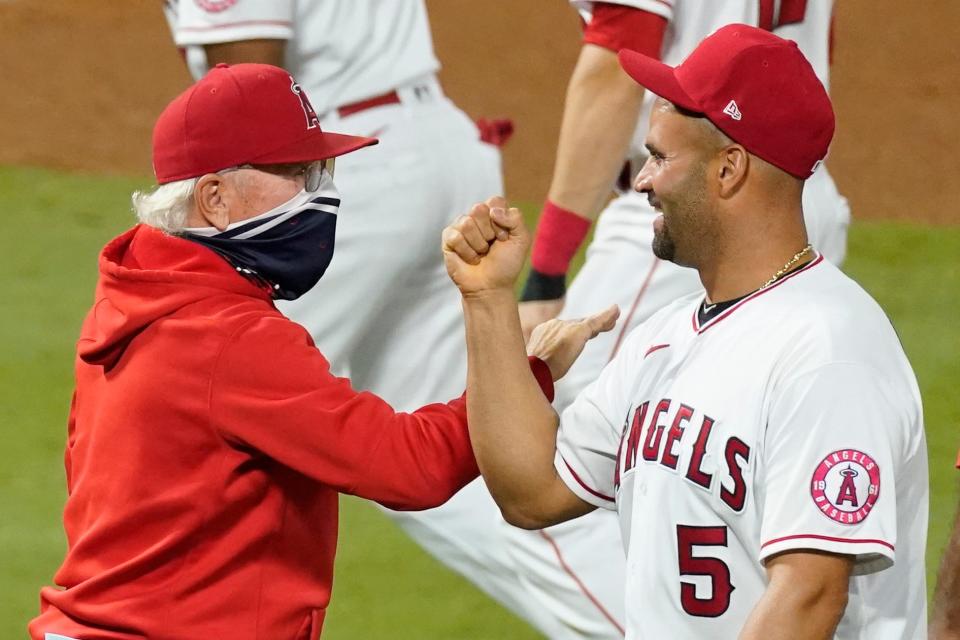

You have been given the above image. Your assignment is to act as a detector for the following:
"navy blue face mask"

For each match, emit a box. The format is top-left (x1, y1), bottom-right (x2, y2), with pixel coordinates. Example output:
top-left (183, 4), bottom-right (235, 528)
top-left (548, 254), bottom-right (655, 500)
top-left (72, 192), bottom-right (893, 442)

top-left (183, 173), bottom-right (340, 300)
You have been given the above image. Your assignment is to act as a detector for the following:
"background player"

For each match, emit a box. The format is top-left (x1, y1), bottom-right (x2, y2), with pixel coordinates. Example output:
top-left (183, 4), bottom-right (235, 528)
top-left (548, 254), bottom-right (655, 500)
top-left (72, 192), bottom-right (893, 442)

top-left (163, 1), bottom-right (570, 636)
top-left (931, 456), bottom-right (960, 639)
top-left (444, 25), bottom-right (928, 638)
top-left (505, 2), bottom-right (852, 635)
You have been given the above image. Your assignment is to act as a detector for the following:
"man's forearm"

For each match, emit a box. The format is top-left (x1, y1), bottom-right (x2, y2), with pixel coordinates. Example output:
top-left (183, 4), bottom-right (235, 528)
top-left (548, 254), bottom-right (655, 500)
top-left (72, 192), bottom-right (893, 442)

top-left (739, 587), bottom-right (847, 640)
top-left (547, 44), bottom-right (645, 219)
top-left (740, 552), bottom-right (852, 640)
top-left (932, 494), bottom-right (960, 639)
top-left (462, 289), bottom-right (562, 523)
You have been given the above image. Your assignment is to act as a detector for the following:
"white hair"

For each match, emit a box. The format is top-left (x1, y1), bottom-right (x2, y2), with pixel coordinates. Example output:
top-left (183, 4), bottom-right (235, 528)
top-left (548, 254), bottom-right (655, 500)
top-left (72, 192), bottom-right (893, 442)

top-left (131, 177), bottom-right (199, 233)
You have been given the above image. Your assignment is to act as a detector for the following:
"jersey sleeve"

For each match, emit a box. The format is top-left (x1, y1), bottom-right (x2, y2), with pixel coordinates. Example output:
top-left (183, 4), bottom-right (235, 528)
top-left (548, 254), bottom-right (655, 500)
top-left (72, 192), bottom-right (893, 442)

top-left (555, 331), bottom-right (643, 510)
top-left (582, 2), bottom-right (668, 59)
top-left (759, 362), bottom-right (909, 575)
top-left (572, 0), bottom-right (674, 23)
top-left (171, 0), bottom-right (295, 47)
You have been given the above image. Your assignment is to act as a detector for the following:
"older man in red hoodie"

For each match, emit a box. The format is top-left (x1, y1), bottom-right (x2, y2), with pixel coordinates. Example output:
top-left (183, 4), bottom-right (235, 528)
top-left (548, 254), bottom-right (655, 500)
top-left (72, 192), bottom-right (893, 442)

top-left (30, 64), bottom-right (617, 640)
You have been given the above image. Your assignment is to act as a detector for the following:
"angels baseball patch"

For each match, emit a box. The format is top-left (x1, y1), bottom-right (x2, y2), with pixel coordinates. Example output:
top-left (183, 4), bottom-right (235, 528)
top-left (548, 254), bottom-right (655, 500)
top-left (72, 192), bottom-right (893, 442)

top-left (810, 449), bottom-right (881, 525)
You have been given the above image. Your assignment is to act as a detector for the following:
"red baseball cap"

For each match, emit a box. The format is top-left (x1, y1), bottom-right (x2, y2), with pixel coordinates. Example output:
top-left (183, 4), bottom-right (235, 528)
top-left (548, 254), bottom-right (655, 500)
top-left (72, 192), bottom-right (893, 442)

top-left (152, 63), bottom-right (377, 184)
top-left (618, 24), bottom-right (834, 179)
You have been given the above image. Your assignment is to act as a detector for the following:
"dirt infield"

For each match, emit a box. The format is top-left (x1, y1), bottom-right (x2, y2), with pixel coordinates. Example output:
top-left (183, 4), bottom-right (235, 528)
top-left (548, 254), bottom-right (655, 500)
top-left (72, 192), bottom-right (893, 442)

top-left (0, 0), bottom-right (956, 224)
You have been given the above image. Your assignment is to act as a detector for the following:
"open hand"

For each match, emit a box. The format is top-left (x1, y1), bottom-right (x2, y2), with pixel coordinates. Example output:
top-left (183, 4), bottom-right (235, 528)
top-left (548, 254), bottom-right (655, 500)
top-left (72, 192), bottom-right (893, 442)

top-left (519, 299), bottom-right (565, 343)
top-left (527, 304), bottom-right (620, 380)
top-left (442, 197), bottom-right (529, 296)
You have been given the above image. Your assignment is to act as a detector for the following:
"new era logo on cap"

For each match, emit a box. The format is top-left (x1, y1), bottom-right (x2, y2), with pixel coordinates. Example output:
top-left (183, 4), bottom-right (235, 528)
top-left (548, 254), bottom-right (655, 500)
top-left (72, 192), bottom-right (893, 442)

top-left (723, 100), bottom-right (742, 121)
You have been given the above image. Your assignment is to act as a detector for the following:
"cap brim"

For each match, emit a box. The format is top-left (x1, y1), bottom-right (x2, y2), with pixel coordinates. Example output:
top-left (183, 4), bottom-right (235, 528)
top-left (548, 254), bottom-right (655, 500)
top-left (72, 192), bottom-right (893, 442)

top-left (618, 49), bottom-right (701, 114)
top-left (251, 130), bottom-right (378, 165)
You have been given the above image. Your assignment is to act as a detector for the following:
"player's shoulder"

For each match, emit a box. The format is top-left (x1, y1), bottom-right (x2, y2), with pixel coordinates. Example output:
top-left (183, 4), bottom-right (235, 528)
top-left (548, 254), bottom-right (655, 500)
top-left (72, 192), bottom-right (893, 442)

top-left (776, 257), bottom-right (909, 367)
top-left (790, 257), bottom-right (889, 326)
top-left (766, 259), bottom-right (923, 435)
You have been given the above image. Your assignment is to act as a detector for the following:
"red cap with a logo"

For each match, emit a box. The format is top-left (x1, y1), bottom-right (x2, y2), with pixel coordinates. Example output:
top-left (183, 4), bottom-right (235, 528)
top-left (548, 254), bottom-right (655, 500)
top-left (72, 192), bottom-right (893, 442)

top-left (152, 63), bottom-right (377, 184)
top-left (619, 24), bottom-right (834, 179)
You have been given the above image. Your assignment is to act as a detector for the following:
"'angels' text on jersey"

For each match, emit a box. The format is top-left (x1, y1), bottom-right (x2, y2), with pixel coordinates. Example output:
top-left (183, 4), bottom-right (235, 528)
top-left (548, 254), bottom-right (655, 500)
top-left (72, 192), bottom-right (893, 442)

top-left (614, 400), bottom-right (749, 513)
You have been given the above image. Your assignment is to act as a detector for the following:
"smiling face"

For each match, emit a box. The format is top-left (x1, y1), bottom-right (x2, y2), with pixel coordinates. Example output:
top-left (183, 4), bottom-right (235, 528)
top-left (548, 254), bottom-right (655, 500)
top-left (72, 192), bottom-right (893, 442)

top-left (634, 100), bottom-right (725, 268)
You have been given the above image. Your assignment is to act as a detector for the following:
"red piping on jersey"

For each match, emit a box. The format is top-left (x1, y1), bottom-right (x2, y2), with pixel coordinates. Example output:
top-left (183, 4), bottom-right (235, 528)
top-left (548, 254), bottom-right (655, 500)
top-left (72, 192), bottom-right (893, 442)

top-left (761, 533), bottom-right (895, 553)
top-left (608, 259), bottom-right (660, 361)
top-left (562, 458), bottom-right (615, 503)
top-left (647, 0), bottom-right (674, 7)
top-left (538, 530), bottom-right (626, 636)
top-left (692, 254), bottom-right (824, 334)
top-left (643, 343), bottom-right (670, 358)
top-left (178, 20), bottom-right (293, 32)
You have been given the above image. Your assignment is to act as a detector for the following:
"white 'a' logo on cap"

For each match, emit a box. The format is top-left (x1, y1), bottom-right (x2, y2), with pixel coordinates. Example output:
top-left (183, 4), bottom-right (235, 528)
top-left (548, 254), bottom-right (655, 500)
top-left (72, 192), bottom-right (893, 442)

top-left (290, 77), bottom-right (320, 130)
top-left (723, 99), bottom-right (743, 121)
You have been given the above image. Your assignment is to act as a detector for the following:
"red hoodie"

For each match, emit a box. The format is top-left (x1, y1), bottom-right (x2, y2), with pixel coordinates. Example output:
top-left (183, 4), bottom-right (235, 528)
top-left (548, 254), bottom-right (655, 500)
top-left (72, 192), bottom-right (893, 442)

top-left (30, 225), bottom-right (552, 640)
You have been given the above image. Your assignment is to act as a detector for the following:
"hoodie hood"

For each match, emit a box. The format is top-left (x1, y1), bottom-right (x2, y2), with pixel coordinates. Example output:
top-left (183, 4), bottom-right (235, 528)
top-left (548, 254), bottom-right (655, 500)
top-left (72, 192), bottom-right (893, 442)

top-left (78, 225), bottom-right (272, 369)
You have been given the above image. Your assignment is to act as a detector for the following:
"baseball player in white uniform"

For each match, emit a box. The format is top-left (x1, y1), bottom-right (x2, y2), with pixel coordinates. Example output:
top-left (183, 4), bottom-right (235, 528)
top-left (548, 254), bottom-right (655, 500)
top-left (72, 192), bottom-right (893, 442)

top-left (443, 24), bottom-right (927, 640)
top-left (508, 2), bottom-right (852, 636)
top-left (163, 2), bottom-right (571, 637)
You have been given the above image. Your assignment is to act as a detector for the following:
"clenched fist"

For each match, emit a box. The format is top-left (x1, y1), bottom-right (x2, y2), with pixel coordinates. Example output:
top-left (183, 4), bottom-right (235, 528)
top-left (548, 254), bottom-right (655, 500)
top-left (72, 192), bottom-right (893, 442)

top-left (442, 197), bottom-right (529, 295)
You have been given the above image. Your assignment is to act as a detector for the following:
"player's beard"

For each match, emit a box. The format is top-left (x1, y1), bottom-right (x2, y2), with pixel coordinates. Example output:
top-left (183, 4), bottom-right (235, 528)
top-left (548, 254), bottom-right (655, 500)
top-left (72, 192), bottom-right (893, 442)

top-left (651, 161), bottom-right (712, 268)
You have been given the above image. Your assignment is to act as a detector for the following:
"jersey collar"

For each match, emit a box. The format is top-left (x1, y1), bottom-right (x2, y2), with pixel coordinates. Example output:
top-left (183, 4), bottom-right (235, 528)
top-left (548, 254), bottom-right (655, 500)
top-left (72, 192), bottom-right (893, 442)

top-left (691, 252), bottom-right (824, 334)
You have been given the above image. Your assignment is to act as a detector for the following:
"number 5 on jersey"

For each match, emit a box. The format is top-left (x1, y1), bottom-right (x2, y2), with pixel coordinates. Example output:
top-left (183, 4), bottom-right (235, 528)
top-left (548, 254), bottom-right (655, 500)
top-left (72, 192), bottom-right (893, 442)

top-left (677, 525), bottom-right (734, 617)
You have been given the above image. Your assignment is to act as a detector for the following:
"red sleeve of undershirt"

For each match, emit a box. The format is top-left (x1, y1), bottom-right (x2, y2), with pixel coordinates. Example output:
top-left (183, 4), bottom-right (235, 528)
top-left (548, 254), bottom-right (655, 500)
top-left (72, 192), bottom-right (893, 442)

top-left (582, 3), bottom-right (668, 60)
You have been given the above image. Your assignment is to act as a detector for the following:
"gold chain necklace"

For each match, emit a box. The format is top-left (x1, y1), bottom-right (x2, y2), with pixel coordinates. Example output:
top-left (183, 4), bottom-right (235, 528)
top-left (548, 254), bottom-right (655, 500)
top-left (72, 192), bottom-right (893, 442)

top-left (760, 244), bottom-right (813, 289)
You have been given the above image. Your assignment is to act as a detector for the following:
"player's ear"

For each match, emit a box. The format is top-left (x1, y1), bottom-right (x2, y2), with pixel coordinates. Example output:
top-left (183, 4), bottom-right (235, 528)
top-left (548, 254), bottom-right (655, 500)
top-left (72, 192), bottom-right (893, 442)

top-left (717, 144), bottom-right (748, 198)
top-left (193, 173), bottom-right (232, 232)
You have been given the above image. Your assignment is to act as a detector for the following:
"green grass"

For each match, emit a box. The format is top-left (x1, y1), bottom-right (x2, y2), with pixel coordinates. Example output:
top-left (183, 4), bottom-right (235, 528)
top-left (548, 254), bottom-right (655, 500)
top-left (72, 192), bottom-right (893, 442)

top-left (1, 165), bottom-right (957, 637)
top-left (0, 168), bottom-right (152, 637)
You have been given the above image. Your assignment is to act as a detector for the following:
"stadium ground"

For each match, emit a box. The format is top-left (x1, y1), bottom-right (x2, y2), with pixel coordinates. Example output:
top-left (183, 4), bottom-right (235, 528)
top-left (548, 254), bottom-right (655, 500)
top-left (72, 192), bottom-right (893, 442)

top-left (1, 165), bottom-right (956, 638)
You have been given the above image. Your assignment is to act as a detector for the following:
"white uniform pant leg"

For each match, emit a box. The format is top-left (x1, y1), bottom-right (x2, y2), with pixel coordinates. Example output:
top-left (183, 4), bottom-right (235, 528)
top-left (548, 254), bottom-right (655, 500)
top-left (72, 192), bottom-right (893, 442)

top-left (281, 96), bottom-right (568, 638)
top-left (501, 509), bottom-right (627, 640)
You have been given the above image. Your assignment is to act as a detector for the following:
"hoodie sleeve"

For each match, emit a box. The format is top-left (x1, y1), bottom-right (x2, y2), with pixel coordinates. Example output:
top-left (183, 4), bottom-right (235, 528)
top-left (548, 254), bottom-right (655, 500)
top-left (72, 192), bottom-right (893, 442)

top-left (210, 315), bottom-right (479, 510)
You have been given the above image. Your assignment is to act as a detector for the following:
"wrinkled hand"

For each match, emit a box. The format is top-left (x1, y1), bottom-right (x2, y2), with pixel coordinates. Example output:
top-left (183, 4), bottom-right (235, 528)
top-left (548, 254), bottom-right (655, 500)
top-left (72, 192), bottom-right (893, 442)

top-left (518, 299), bottom-right (565, 344)
top-left (527, 305), bottom-right (620, 381)
top-left (442, 197), bottom-right (529, 295)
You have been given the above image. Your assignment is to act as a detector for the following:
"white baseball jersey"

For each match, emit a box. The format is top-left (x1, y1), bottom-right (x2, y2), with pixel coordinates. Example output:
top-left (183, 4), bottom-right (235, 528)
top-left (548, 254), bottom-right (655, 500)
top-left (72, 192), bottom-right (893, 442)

top-left (555, 255), bottom-right (928, 639)
top-left (573, 0), bottom-right (834, 157)
top-left (164, 0), bottom-right (440, 114)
